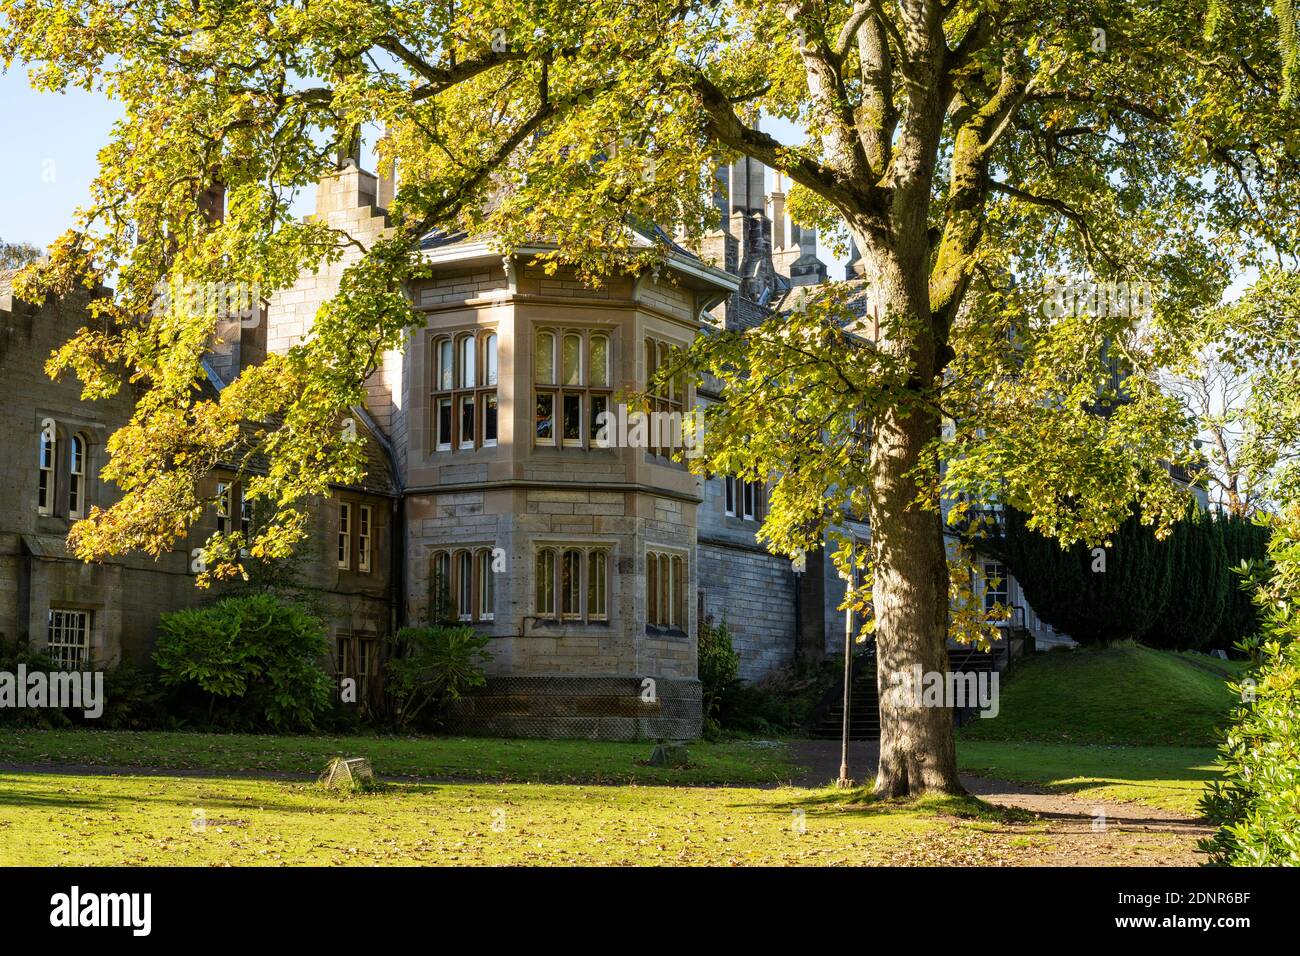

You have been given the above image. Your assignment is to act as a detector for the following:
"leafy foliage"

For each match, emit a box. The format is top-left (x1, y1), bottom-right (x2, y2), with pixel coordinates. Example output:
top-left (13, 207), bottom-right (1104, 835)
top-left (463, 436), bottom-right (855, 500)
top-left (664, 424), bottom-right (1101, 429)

top-left (154, 594), bottom-right (333, 732)
top-left (7, 0), bottom-right (1299, 795)
top-left (697, 618), bottom-right (740, 726)
top-left (385, 624), bottom-right (491, 730)
top-left (1144, 505), bottom-right (1228, 650)
top-left (1199, 520), bottom-right (1300, 864)
top-left (989, 507), bottom-right (1172, 645)
top-left (0, 237), bottom-right (42, 270)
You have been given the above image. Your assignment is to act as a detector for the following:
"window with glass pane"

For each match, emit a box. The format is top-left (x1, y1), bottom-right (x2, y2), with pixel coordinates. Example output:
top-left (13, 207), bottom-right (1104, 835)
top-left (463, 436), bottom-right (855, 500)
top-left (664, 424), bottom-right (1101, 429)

top-left (590, 395), bottom-right (609, 444)
top-left (645, 338), bottom-right (685, 458)
top-left (485, 333), bottom-right (498, 386)
top-left (535, 328), bottom-right (613, 449)
top-left (983, 562), bottom-right (1008, 612)
top-left (459, 395), bottom-right (476, 448)
top-left (338, 502), bottom-right (351, 569)
top-left (561, 549), bottom-right (582, 618)
top-left (536, 393), bottom-right (555, 443)
top-left (38, 430), bottom-right (54, 515)
top-left (562, 333), bottom-right (581, 385)
top-left (587, 550), bottom-right (607, 619)
top-left (590, 335), bottom-right (609, 387)
top-left (477, 549), bottom-right (494, 620)
top-left (535, 549), bottom-right (556, 616)
top-left (562, 393), bottom-right (582, 445)
top-left (431, 551), bottom-right (451, 620)
top-left (358, 505), bottom-right (372, 572)
top-left (671, 555), bottom-right (684, 627)
top-left (646, 550), bottom-right (686, 630)
top-left (484, 393), bottom-right (498, 445)
top-left (216, 482), bottom-right (232, 534)
top-left (47, 608), bottom-right (90, 670)
top-left (432, 330), bottom-right (497, 454)
top-left (459, 335), bottom-right (476, 388)
top-left (437, 398), bottom-right (453, 450)
top-left (456, 550), bottom-right (473, 620)
top-left (439, 338), bottom-right (454, 390)
top-left (69, 434), bottom-right (85, 518)
top-left (536, 331), bottom-right (555, 384)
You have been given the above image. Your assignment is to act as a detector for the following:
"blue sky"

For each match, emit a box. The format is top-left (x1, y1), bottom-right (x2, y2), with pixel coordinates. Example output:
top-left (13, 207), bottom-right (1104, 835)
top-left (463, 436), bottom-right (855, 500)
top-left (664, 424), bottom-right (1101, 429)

top-left (0, 67), bottom-right (122, 248)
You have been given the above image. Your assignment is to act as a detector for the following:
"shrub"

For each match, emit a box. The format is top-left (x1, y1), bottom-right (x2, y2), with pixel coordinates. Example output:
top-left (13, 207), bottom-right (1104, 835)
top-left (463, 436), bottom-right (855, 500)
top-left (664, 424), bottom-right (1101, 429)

top-left (1200, 515), bottom-right (1300, 865)
top-left (1199, 636), bottom-right (1300, 865)
top-left (697, 618), bottom-right (740, 722)
top-left (154, 594), bottom-right (333, 732)
top-left (0, 639), bottom-right (167, 729)
top-left (0, 636), bottom-right (68, 728)
top-left (385, 624), bottom-right (491, 729)
top-left (97, 662), bottom-right (169, 730)
top-left (1144, 504), bottom-right (1227, 650)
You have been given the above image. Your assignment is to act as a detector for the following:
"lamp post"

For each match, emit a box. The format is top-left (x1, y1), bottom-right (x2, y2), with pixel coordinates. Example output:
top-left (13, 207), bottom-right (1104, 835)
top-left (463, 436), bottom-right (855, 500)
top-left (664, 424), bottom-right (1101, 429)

top-left (838, 539), bottom-right (853, 789)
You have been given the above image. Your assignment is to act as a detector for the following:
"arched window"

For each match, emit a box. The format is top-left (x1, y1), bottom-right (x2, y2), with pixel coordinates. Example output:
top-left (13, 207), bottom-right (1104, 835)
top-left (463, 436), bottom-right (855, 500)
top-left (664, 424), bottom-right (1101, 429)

top-left (645, 338), bottom-right (687, 458)
top-left (646, 549), bottom-right (686, 630)
top-left (438, 338), bottom-right (454, 391)
top-left (587, 549), bottom-right (607, 621)
top-left (562, 333), bottom-right (582, 385)
top-left (535, 548), bottom-right (557, 617)
top-left (477, 548), bottom-right (495, 621)
top-left (459, 335), bottom-right (477, 389)
top-left (485, 333), bottom-right (498, 386)
top-left (561, 549), bottom-right (582, 619)
top-left (589, 334), bottom-right (609, 388)
top-left (68, 434), bottom-right (86, 518)
top-left (534, 328), bottom-right (612, 449)
top-left (432, 330), bottom-right (497, 453)
top-left (37, 429), bottom-right (55, 515)
top-left (454, 550), bottom-right (473, 620)
top-left (534, 546), bottom-right (609, 622)
top-left (431, 551), bottom-right (452, 621)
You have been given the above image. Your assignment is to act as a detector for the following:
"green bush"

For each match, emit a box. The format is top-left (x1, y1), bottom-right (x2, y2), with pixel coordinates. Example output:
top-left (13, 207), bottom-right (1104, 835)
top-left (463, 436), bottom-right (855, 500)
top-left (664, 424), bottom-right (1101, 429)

top-left (698, 618), bottom-right (739, 723)
top-left (154, 594), bottom-right (333, 732)
top-left (0, 639), bottom-right (168, 729)
top-left (0, 637), bottom-right (68, 728)
top-left (97, 662), bottom-right (169, 730)
top-left (1200, 636), bottom-right (1300, 865)
top-left (1200, 517), bottom-right (1300, 865)
top-left (385, 624), bottom-right (491, 729)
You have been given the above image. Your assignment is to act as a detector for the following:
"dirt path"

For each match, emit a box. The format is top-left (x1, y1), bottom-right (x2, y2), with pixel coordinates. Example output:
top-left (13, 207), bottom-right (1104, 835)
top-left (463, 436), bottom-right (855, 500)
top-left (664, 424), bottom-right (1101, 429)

top-left (790, 740), bottom-right (1212, 865)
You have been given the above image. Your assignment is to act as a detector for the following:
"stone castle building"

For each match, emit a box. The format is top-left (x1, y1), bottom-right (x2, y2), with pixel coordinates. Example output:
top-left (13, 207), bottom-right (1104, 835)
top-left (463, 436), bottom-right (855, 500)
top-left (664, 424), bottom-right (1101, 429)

top-left (0, 155), bottom-right (1066, 738)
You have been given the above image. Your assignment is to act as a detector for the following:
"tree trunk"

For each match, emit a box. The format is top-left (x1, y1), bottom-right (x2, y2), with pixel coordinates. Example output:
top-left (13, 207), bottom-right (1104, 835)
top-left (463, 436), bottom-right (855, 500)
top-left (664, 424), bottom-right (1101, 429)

top-left (866, 245), bottom-right (965, 798)
top-left (870, 401), bottom-right (963, 797)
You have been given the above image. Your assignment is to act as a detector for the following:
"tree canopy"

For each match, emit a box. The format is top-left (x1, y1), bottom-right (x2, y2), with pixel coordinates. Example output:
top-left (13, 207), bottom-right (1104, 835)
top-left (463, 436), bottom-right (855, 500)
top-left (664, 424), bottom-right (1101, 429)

top-left (5, 0), bottom-right (1300, 794)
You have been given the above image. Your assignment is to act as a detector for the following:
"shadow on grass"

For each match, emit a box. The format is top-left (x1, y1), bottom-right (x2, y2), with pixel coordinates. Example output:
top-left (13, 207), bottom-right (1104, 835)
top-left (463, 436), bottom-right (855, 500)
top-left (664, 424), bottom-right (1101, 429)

top-left (749, 785), bottom-right (1036, 826)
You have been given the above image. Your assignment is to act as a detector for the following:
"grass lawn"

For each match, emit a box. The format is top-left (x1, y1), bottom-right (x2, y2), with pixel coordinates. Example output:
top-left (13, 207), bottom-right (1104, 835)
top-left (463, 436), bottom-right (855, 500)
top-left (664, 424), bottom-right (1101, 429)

top-left (0, 729), bottom-right (797, 786)
top-left (0, 770), bottom-right (1043, 866)
top-left (957, 740), bottom-right (1218, 815)
top-left (958, 643), bottom-right (1246, 747)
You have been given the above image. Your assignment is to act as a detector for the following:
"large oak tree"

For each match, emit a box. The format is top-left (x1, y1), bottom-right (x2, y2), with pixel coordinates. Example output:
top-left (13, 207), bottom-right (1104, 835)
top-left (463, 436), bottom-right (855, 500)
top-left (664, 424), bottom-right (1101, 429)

top-left (4, 1), bottom-right (1298, 795)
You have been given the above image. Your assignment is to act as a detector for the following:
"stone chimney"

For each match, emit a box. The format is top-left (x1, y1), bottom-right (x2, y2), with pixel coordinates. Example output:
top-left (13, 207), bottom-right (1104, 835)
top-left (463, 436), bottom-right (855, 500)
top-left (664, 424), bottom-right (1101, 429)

top-left (264, 155), bottom-right (396, 431)
top-left (767, 174), bottom-right (787, 251)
